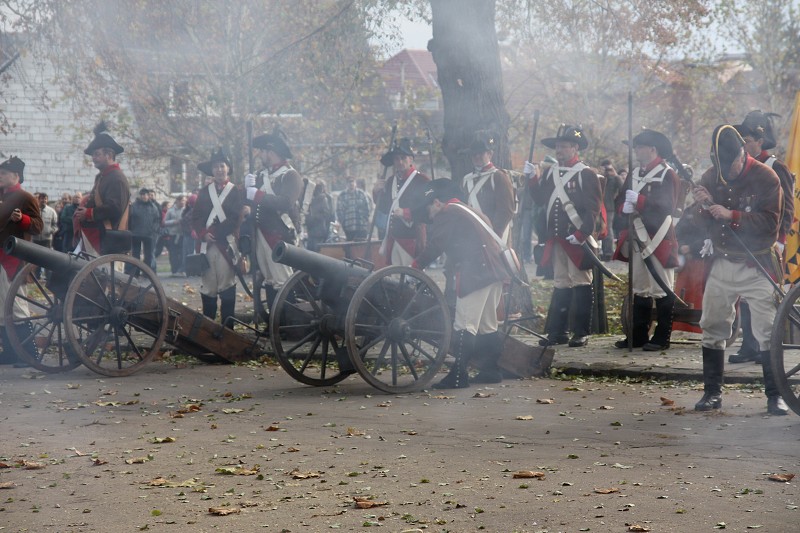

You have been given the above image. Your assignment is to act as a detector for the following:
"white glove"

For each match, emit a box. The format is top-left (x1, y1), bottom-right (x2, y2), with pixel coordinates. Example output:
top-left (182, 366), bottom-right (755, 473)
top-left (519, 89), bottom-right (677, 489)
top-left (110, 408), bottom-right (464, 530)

top-left (777, 241), bottom-right (785, 255)
top-left (246, 187), bottom-right (258, 201)
top-left (523, 161), bottom-right (536, 175)
top-left (622, 200), bottom-right (635, 214)
top-left (625, 190), bottom-right (640, 204)
top-left (566, 234), bottom-right (582, 245)
top-left (244, 173), bottom-right (256, 188)
top-left (700, 238), bottom-right (714, 258)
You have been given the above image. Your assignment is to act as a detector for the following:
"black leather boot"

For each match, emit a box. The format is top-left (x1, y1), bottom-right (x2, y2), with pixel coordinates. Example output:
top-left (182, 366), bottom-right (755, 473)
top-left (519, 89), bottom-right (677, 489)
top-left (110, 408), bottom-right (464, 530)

top-left (434, 330), bottom-right (474, 389)
top-left (12, 322), bottom-right (38, 368)
top-left (729, 301), bottom-right (758, 363)
top-left (643, 295), bottom-right (674, 351)
top-left (472, 332), bottom-right (503, 384)
top-left (615, 295), bottom-right (653, 349)
top-left (568, 285), bottom-right (593, 347)
top-left (0, 326), bottom-right (13, 365)
top-left (539, 288), bottom-right (571, 346)
top-left (760, 351), bottom-right (789, 415)
top-left (219, 286), bottom-right (237, 329)
top-left (695, 347), bottom-right (724, 411)
top-left (201, 293), bottom-right (218, 321)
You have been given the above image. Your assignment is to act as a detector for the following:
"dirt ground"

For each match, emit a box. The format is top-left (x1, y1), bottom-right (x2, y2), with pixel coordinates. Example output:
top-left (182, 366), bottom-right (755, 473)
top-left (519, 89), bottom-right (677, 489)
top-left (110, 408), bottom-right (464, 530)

top-left (1, 359), bottom-right (798, 533)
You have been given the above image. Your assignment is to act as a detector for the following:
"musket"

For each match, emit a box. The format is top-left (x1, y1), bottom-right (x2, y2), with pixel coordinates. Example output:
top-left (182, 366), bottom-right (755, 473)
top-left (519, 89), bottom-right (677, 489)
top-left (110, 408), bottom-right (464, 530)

top-left (528, 110), bottom-right (540, 163)
top-left (626, 93), bottom-right (635, 351)
top-left (426, 128), bottom-right (436, 180)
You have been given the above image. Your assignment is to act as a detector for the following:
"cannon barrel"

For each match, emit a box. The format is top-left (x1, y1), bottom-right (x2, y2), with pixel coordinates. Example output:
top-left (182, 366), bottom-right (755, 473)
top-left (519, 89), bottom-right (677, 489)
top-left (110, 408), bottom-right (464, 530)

top-left (4, 237), bottom-right (89, 274)
top-left (272, 241), bottom-right (372, 282)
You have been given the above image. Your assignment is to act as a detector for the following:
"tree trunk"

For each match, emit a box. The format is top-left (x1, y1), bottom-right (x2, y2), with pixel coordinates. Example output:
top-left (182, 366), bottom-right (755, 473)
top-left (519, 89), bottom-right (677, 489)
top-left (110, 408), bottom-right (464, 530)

top-left (429, 0), bottom-right (510, 181)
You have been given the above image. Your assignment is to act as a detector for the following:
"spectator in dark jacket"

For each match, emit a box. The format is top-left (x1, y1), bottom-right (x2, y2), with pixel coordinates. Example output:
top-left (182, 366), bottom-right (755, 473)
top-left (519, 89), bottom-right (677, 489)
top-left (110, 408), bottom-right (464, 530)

top-left (306, 180), bottom-right (335, 251)
top-left (128, 187), bottom-right (161, 272)
top-left (60, 192), bottom-right (82, 252)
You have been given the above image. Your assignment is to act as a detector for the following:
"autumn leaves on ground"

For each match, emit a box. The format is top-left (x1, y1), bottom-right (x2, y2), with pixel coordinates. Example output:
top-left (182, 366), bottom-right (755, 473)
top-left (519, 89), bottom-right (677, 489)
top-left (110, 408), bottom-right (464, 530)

top-left (1, 361), bottom-right (797, 532)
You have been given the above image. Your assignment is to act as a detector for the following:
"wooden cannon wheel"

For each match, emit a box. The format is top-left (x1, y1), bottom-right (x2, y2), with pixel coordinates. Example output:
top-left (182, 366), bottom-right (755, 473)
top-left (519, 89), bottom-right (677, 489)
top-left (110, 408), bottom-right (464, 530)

top-left (62, 255), bottom-right (168, 377)
top-left (770, 284), bottom-right (800, 416)
top-left (3, 263), bottom-right (81, 373)
top-left (269, 271), bottom-right (353, 386)
top-left (344, 266), bottom-right (451, 394)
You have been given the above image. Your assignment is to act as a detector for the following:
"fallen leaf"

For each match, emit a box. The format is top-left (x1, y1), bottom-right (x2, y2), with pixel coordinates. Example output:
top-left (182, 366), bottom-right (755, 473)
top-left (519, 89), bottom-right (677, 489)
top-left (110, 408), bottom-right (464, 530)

top-left (536, 398), bottom-right (555, 404)
top-left (18, 460), bottom-right (45, 470)
top-left (0, 462), bottom-right (10, 468)
top-left (66, 383), bottom-right (81, 389)
top-left (290, 469), bottom-right (321, 479)
top-left (287, 447), bottom-right (300, 453)
top-left (222, 408), bottom-right (244, 414)
top-left (216, 465), bottom-right (259, 476)
top-left (92, 458), bottom-right (108, 466)
top-left (264, 425), bottom-right (280, 431)
top-left (208, 507), bottom-right (240, 516)
top-left (599, 405), bottom-right (615, 410)
top-left (515, 415), bottom-right (534, 421)
top-left (660, 396), bottom-right (675, 406)
top-left (595, 487), bottom-right (620, 494)
top-left (149, 477), bottom-right (168, 486)
top-left (513, 471), bottom-right (546, 479)
top-left (150, 437), bottom-right (176, 444)
top-left (67, 447), bottom-right (87, 456)
top-left (768, 473), bottom-right (795, 482)
top-left (94, 400), bottom-right (139, 407)
top-left (431, 395), bottom-right (453, 400)
top-left (354, 496), bottom-right (388, 509)
top-left (612, 463), bottom-right (633, 469)
top-left (0, 481), bottom-right (15, 489)
top-left (347, 427), bottom-right (365, 436)
top-left (125, 457), bottom-right (150, 464)
top-left (473, 392), bottom-right (494, 398)
top-left (628, 525), bottom-right (650, 532)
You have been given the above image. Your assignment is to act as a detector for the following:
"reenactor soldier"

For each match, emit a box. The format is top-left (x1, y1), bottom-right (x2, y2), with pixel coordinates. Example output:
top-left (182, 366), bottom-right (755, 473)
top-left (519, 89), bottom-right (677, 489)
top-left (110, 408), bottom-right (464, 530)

top-left (74, 122), bottom-right (131, 256)
top-left (688, 125), bottom-right (787, 415)
top-left (528, 125), bottom-right (602, 348)
top-left (613, 129), bottom-right (681, 351)
top-left (403, 179), bottom-right (510, 388)
top-left (462, 132), bottom-right (515, 239)
top-left (245, 130), bottom-right (303, 313)
top-left (192, 148), bottom-right (245, 327)
top-left (373, 138), bottom-right (430, 266)
top-left (0, 156), bottom-right (44, 367)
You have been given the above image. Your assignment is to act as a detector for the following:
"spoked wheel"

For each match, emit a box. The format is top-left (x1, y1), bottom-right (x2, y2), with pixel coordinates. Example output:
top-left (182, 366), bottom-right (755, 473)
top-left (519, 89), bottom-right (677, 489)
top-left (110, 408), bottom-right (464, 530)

top-left (3, 264), bottom-right (80, 373)
top-left (62, 255), bottom-right (168, 377)
top-left (253, 269), bottom-right (271, 324)
top-left (269, 271), bottom-right (352, 386)
top-left (770, 284), bottom-right (800, 416)
top-left (344, 266), bottom-right (450, 394)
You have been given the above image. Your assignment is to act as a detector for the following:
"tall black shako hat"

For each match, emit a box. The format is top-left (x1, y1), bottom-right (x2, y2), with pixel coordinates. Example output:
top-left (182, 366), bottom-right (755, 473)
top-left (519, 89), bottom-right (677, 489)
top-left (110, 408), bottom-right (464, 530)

top-left (541, 124), bottom-right (588, 151)
top-left (0, 156), bottom-right (25, 183)
top-left (734, 110), bottom-right (779, 151)
top-left (624, 129), bottom-right (674, 159)
top-left (711, 124), bottom-right (745, 184)
top-left (84, 121), bottom-right (124, 156)
top-left (399, 178), bottom-right (464, 224)
top-left (198, 148), bottom-right (233, 177)
top-left (253, 128), bottom-right (293, 160)
top-left (380, 138), bottom-right (416, 167)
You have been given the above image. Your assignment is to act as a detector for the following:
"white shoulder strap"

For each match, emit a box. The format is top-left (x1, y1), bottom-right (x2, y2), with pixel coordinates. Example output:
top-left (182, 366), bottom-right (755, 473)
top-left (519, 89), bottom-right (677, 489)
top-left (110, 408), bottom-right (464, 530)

top-left (206, 182), bottom-right (234, 228)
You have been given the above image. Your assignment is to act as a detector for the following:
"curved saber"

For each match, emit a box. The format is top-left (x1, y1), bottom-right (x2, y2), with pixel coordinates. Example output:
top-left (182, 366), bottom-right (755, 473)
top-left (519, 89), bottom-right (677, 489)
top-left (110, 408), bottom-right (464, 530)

top-left (629, 233), bottom-right (687, 308)
top-left (581, 241), bottom-right (623, 282)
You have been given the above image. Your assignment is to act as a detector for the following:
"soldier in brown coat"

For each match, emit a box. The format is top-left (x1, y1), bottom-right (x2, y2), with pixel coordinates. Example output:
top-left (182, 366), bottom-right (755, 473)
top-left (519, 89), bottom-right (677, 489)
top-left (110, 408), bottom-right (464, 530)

top-left (461, 133), bottom-right (515, 239)
top-left (528, 125), bottom-right (602, 347)
top-left (0, 156), bottom-right (43, 366)
top-left (74, 122), bottom-right (131, 256)
top-left (404, 179), bottom-right (510, 389)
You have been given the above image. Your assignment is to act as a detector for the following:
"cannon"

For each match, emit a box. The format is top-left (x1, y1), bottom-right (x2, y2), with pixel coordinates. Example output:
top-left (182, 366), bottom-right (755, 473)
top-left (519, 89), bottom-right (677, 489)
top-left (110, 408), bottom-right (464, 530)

top-left (269, 242), bottom-right (451, 393)
top-left (4, 237), bottom-right (266, 376)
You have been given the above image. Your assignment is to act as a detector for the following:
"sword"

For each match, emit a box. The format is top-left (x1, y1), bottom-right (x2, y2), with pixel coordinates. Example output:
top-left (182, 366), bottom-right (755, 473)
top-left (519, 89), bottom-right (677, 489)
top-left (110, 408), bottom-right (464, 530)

top-left (580, 238), bottom-right (623, 282)
top-left (628, 230), bottom-right (687, 307)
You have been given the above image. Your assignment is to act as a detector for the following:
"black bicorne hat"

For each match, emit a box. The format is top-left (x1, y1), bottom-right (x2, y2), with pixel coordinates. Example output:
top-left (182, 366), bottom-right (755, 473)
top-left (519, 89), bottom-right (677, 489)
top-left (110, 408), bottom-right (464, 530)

top-left (380, 137), bottom-right (416, 167)
top-left (0, 155), bottom-right (25, 183)
top-left (625, 129), bottom-right (674, 159)
top-left (734, 110), bottom-right (779, 151)
top-left (541, 124), bottom-right (588, 151)
top-left (467, 131), bottom-right (498, 155)
top-left (84, 121), bottom-right (124, 156)
top-left (399, 178), bottom-right (463, 224)
top-left (253, 128), bottom-right (293, 160)
top-left (711, 125), bottom-right (745, 183)
top-left (198, 147), bottom-right (233, 177)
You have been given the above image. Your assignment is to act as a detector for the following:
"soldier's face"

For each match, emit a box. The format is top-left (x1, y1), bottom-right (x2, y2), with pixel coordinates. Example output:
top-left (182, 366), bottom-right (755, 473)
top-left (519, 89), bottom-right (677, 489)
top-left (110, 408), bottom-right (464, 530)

top-left (741, 135), bottom-right (762, 158)
top-left (212, 161), bottom-right (229, 183)
top-left (634, 145), bottom-right (657, 167)
top-left (393, 154), bottom-right (413, 173)
top-left (91, 148), bottom-right (114, 170)
top-left (554, 141), bottom-right (578, 164)
top-left (471, 150), bottom-right (492, 168)
top-left (0, 169), bottom-right (19, 189)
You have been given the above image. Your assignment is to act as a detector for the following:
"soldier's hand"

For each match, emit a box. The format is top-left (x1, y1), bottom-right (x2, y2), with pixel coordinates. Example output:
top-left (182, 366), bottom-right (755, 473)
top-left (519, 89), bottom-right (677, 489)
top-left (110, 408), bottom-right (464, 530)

top-left (74, 207), bottom-right (87, 221)
top-left (244, 173), bottom-right (256, 188)
top-left (204, 233), bottom-right (216, 243)
top-left (523, 161), bottom-right (536, 176)
top-left (692, 185), bottom-right (712, 206)
top-left (246, 187), bottom-right (258, 201)
top-left (707, 204), bottom-right (732, 221)
top-left (10, 208), bottom-right (22, 222)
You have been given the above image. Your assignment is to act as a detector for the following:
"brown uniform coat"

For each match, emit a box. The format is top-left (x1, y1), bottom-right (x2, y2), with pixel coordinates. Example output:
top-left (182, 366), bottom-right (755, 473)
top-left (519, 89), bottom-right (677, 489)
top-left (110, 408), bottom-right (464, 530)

top-left (0, 184), bottom-right (43, 279)
top-left (191, 182), bottom-right (245, 258)
top-left (461, 165), bottom-right (515, 236)
top-left (254, 165), bottom-right (303, 245)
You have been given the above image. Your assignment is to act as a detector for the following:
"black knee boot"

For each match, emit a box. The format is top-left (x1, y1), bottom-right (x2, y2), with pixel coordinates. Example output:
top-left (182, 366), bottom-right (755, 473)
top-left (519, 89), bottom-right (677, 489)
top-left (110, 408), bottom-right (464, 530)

top-left (472, 331), bottom-right (504, 384)
top-left (760, 352), bottom-right (789, 415)
top-left (643, 295), bottom-right (674, 351)
top-left (695, 347), bottom-right (724, 411)
top-left (540, 288), bottom-right (571, 346)
top-left (0, 327), bottom-right (13, 365)
top-left (201, 294), bottom-right (218, 321)
top-left (434, 330), bottom-right (474, 389)
top-left (220, 286), bottom-right (237, 329)
top-left (11, 322), bottom-right (38, 368)
top-left (615, 295), bottom-right (653, 348)
top-left (729, 301), bottom-right (759, 363)
top-left (569, 285), bottom-right (593, 347)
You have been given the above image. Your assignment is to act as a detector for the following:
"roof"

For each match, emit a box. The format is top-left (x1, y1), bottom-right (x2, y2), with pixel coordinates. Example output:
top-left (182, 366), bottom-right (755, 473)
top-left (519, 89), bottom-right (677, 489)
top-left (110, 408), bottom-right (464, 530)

top-left (378, 49), bottom-right (438, 94)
